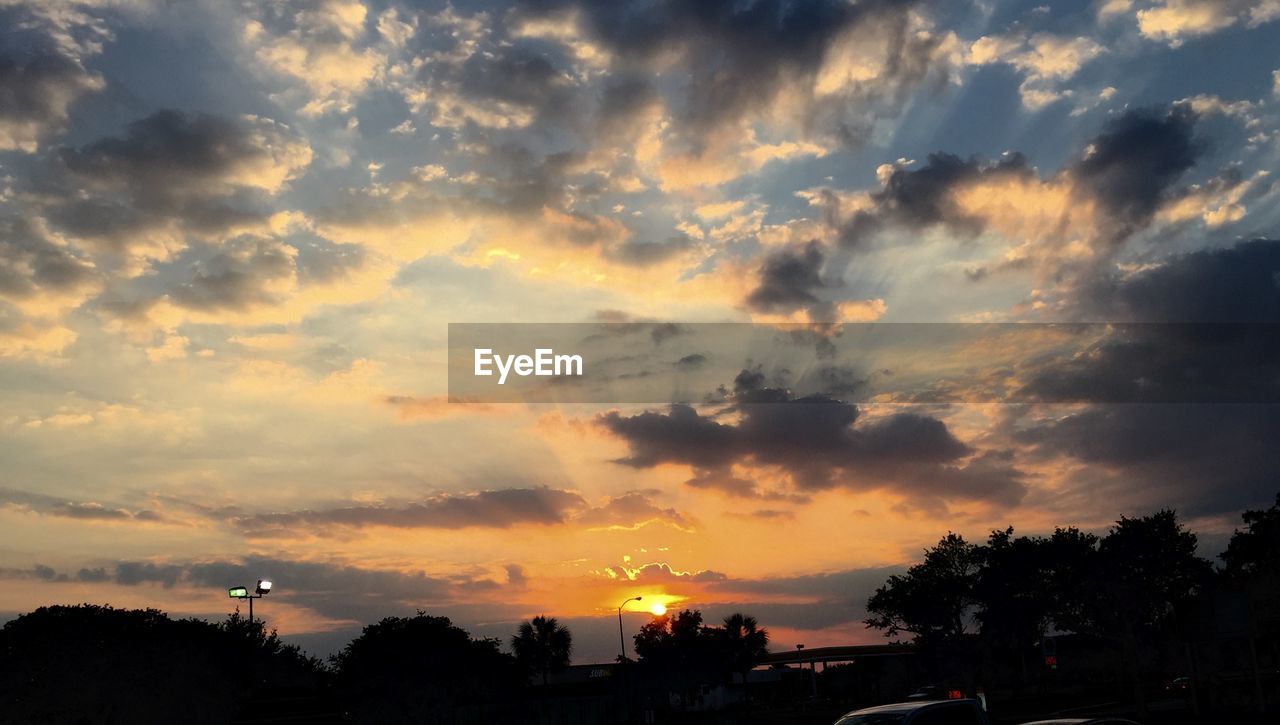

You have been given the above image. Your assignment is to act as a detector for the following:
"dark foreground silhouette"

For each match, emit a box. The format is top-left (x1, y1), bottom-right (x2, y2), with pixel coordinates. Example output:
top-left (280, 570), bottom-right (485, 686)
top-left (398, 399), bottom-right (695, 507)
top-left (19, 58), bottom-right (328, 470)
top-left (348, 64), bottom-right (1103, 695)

top-left (1, 496), bottom-right (1277, 724)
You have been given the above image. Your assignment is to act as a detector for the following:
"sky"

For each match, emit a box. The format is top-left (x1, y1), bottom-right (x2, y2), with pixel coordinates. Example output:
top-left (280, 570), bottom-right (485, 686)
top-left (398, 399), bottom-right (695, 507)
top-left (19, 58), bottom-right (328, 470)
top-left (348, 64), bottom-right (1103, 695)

top-left (1, 0), bottom-right (1280, 663)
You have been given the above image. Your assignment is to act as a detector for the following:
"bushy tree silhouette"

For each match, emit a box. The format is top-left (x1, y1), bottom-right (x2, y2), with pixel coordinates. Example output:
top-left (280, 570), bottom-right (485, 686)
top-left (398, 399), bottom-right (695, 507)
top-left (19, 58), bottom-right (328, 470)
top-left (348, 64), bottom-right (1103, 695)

top-left (867, 509), bottom-right (1213, 716)
top-left (330, 611), bottom-right (520, 724)
top-left (511, 615), bottom-right (572, 685)
top-left (0, 604), bottom-right (324, 724)
top-left (719, 613), bottom-right (769, 695)
top-left (865, 532), bottom-right (983, 645)
top-left (633, 609), bottom-right (769, 707)
top-left (975, 526), bottom-right (1098, 687)
top-left (1221, 493), bottom-right (1280, 582)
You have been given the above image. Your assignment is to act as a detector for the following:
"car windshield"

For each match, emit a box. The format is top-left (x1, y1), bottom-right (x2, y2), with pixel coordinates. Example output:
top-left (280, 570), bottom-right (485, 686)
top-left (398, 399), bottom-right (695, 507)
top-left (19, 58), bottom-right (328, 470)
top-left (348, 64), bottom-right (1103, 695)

top-left (835, 714), bottom-right (909, 725)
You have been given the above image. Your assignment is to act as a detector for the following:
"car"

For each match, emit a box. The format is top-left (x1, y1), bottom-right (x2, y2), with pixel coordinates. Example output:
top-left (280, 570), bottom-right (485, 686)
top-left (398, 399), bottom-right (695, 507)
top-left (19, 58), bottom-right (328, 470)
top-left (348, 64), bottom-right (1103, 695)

top-left (834, 699), bottom-right (991, 725)
top-left (1018, 720), bottom-right (1140, 725)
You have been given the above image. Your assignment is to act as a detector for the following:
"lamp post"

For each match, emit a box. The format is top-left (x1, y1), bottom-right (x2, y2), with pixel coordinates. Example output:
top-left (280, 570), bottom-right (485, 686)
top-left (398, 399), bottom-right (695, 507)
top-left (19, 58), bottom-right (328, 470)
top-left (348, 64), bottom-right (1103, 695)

top-left (228, 579), bottom-right (273, 623)
top-left (617, 595), bottom-right (642, 661)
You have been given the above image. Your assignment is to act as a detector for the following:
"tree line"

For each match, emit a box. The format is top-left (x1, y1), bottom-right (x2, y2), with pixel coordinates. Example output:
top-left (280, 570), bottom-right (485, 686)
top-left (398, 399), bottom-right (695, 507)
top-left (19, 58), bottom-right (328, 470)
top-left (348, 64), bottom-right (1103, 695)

top-left (0, 598), bottom-right (768, 723)
top-left (863, 494), bottom-right (1280, 715)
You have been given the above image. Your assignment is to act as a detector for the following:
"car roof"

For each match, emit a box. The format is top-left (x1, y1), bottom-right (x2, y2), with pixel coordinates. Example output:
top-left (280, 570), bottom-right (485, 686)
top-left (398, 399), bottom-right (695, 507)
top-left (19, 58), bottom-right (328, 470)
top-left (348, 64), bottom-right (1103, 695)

top-left (841, 700), bottom-right (977, 716)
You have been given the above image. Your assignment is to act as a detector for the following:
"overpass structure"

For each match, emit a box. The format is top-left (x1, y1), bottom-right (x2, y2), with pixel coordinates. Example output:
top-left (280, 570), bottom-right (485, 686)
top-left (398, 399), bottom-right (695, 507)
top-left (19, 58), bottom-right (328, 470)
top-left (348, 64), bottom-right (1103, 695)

top-left (759, 643), bottom-right (915, 668)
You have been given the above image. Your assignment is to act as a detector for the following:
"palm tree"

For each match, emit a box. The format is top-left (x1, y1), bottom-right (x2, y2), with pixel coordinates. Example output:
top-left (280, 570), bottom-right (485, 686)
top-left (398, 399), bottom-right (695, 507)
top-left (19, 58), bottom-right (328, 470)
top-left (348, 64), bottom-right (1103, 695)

top-left (721, 613), bottom-right (769, 699)
top-left (511, 615), bottom-right (572, 685)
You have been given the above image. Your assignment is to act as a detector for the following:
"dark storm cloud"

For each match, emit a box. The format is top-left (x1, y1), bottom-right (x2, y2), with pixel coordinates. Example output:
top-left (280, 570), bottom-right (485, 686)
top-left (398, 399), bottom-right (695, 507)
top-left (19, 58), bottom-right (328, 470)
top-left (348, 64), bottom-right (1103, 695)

top-left (59, 110), bottom-right (278, 194)
top-left (1016, 404), bottom-right (1280, 518)
top-left (1070, 105), bottom-right (1200, 235)
top-left (1076, 238), bottom-right (1280, 323)
top-left (0, 15), bottom-right (102, 152)
top-left (594, 76), bottom-right (662, 140)
top-left (235, 487), bottom-right (587, 531)
top-left (745, 240), bottom-right (829, 315)
top-left (1012, 239), bottom-right (1280, 517)
top-left (0, 216), bottom-right (97, 301)
top-left (441, 142), bottom-right (589, 215)
top-left (37, 110), bottom-right (307, 250)
top-left (419, 42), bottom-right (581, 126)
top-left (838, 152), bottom-right (1031, 250)
top-left (115, 561), bottom-right (183, 588)
top-left (514, 0), bottom-right (949, 148)
top-left (167, 237), bottom-right (295, 312)
top-left (598, 372), bottom-right (1025, 506)
top-left (826, 106), bottom-right (1201, 257)
top-left (1017, 240), bottom-right (1280, 405)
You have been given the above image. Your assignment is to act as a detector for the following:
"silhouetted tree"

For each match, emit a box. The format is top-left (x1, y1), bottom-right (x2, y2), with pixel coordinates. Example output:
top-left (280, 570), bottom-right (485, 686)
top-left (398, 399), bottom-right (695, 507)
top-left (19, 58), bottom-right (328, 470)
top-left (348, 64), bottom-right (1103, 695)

top-left (0, 604), bottom-right (324, 724)
top-left (1057, 510), bottom-right (1212, 716)
top-left (865, 532), bottom-right (983, 645)
top-left (1220, 493), bottom-right (1280, 583)
top-left (1219, 492), bottom-right (1280, 654)
top-left (511, 615), bottom-right (572, 685)
top-left (331, 612), bottom-right (520, 724)
top-left (720, 613), bottom-right (769, 695)
top-left (974, 526), bottom-right (1098, 688)
top-left (633, 609), bottom-right (723, 707)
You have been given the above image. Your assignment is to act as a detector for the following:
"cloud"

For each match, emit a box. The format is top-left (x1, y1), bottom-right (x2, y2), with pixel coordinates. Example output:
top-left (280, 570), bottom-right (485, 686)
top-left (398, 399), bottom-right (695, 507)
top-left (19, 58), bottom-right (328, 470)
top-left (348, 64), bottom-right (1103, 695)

top-left (1135, 0), bottom-right (1276, 47)
top-left (598, 371), bottom-right (1025, 507)
top-left (15, 556), bottom-right (471, 625)
top-left (745, 240), bottom-right (827, 315)
top-left (165, 236), bottom-right (297, 312)
top-left (226, 486), bottom-right (693, 534)
top-left (58, 110), bottom-right (311, 197)
top-left (968, 32), bottom-right (1106, 110)
top-left (235, 487), bottom-right (586, 531)
top-left (40, 110), bottom-right (311, 267)
top-left (1069, 105), bottom-right (1200, 235)
top-left (810, 105), bottom-right (1206, 297)
top-left (600, 561), bottom-right (727, 584)
top-left (0, 487), bottom-right (162, 523)
top-left (1008, 239), bottom-right (1280, 517)
top-left (836, 152), bottom-right (1033, 251)
top-left (496, 0), bottom-right (962, 188)
top-left (0, 5), bottom-right (106, 152)
top-left (241, 0), bottom-right (384, 116)
top-left (1073, 237), bottom-right (1280, 322)
top-left (0, 215), bottom-right (100, 316)
top-left (575, 490), bottom-right (694, 531)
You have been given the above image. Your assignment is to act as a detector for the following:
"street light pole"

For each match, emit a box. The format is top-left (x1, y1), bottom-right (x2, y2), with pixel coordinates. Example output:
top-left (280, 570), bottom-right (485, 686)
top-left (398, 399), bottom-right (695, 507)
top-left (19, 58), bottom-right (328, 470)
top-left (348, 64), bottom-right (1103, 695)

top-left (617, 595), bottom-right (643, 661)
top-left (228, 580), bottom-right (273, 624)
